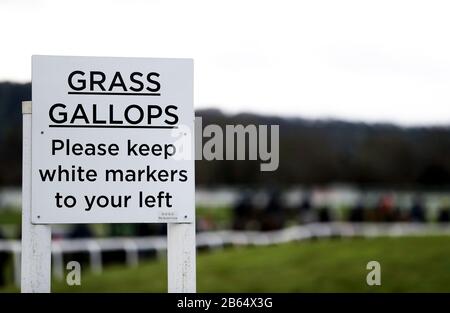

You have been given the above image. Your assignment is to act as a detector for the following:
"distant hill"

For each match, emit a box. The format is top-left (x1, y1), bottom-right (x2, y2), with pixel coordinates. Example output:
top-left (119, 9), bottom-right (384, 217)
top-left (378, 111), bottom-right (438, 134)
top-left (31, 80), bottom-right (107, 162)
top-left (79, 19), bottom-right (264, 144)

top-left (195, 110), bottom-right (450, 188)
top-left (0, 82), bottom-right (29, 137)
top-left (1, 82), bottom-right (450, 188)
top-left (0, 83), bottom-right (30, 185)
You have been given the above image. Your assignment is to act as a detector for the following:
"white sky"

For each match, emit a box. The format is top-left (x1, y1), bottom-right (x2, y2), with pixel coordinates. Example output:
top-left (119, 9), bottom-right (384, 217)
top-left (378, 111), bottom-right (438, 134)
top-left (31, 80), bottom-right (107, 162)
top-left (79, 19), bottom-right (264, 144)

top-left (1, 0), bottom-right (450, 126)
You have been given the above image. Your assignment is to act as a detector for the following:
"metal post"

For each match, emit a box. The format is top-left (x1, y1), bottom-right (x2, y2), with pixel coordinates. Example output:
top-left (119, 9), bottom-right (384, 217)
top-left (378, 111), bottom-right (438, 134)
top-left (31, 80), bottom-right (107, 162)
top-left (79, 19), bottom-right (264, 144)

top-left (21, 101), bottom-right (52, 293)
top-left (167, 223), bottom-right (196, 292)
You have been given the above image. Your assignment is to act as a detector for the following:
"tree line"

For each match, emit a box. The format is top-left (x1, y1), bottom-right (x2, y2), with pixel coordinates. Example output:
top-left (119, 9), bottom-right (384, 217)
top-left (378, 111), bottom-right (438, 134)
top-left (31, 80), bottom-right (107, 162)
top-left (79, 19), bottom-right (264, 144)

top-left (1, 82), bottom-right (450, 188)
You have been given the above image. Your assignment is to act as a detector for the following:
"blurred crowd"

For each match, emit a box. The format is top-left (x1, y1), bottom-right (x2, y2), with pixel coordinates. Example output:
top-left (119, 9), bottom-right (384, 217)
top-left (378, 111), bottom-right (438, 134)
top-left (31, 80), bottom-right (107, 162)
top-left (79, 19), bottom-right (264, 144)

top-left (229, 190), bottom-right (450, 232)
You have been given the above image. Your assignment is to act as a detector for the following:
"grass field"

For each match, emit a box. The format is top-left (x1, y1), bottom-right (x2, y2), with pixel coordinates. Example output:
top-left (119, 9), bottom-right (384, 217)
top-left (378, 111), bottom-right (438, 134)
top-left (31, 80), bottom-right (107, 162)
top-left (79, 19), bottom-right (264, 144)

top-left (0, 209), bottom-right (20, 225)
top-left (2, 236), bottom-right (450, 292)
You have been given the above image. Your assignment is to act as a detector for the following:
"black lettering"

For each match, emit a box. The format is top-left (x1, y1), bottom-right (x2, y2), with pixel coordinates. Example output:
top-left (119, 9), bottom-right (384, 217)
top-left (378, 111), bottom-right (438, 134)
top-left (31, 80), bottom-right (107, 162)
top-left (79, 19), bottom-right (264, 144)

top-left (52, 140), bottom-right (64, 155)
top-left (68, 71), bottom-right (86, 91)
top-left (92, 104), bottom-right (107, 124)
top-left (179, 170), bottom-right (188, 182)
top-left (124, 105), bottom-right (144, 124)
top-left (109, 104), bottom-right (123, 124)
top-left (90, 71), bottom-right (106, 91)
top-left (129, 72), bottom-right (144, 92)
top-left (49, 103), bottom-right (67, 124)
top-left (147, 105), bottom-right (162, 124)
top-left (127, 140), bottom-right (138, 156)
top-left (39, 168), bottom-right (57, 181)
top-left (165, 105), bottom-right (179, 125)
top-left (70, 104), bottom-right (90, 124)
top-left (146, 72), bottom-right (160, 92)
top-left (106, 169), bottom-right (123, 182)
top-left (109, 72), bottom-right (127, 92)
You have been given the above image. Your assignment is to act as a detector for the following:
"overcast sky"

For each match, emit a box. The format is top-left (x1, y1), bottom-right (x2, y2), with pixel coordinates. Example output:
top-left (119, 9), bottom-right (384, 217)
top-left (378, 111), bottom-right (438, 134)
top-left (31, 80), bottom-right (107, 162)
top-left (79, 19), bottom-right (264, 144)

top-left (1, 0), bottom-right (450, 126)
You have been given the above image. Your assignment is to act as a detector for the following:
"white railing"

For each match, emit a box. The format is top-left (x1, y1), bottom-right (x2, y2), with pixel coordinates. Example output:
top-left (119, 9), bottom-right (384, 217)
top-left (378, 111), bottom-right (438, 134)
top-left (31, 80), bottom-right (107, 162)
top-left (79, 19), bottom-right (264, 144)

top-left (1, 222), bottom-right (450, 287)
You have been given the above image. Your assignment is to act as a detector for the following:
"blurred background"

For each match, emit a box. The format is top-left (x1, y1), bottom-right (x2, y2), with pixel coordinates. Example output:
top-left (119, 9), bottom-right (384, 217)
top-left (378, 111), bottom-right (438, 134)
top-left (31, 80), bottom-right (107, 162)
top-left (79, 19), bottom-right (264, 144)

top-left (2, 0), bottom-right (450, 292)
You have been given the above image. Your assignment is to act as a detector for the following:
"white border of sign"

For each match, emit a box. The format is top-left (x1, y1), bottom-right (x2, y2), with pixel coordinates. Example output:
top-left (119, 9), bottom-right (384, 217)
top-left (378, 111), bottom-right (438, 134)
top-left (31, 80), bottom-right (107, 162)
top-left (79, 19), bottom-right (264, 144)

top-left (31, 55), bottom-right (195, 224)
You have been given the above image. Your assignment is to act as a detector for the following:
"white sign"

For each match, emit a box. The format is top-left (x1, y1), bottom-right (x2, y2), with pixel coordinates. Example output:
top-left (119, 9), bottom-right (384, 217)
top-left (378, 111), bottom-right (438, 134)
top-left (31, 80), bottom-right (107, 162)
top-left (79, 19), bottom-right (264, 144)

top-left (31, 55), bottom-right (194, 224)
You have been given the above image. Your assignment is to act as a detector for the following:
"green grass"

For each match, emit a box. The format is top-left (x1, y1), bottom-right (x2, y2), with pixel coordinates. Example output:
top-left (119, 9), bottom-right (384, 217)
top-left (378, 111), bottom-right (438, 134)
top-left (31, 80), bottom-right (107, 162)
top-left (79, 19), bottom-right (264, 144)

top-left (0, 208), bottom-right (21, 225)
top-left (3, 236), bottom-right (450, 292)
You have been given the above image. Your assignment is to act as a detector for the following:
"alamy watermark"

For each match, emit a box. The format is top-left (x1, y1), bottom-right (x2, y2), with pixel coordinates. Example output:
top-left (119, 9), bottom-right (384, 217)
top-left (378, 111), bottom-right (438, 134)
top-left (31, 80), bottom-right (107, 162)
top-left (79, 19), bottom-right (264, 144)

top-left (66, 261), bottom-right (81, 286)
top-left (170, 117), bottom-right (279, 172)
top-left (366, 261), bottom-right (381, 286)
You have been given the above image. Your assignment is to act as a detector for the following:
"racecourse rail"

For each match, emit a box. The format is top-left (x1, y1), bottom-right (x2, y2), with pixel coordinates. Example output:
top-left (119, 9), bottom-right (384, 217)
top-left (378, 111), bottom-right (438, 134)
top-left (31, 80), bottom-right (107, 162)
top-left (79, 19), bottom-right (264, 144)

top-left (1, 222), bottom-right (450, 287)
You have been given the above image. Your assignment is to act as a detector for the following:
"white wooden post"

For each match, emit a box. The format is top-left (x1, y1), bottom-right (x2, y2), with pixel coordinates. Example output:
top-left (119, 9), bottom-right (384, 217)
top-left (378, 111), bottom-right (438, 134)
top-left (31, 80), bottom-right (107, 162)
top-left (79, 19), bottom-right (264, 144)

top-left (167, 223), bottom-right (196, 292)
top-left (21, 101), bottom-right (52, 293)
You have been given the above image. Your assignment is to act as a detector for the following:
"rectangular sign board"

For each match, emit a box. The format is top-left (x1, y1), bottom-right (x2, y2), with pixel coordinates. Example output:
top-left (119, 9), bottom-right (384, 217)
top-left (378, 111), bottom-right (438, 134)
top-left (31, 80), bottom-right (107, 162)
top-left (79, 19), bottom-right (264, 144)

top-left (31, 55), bottom-right (194, 224)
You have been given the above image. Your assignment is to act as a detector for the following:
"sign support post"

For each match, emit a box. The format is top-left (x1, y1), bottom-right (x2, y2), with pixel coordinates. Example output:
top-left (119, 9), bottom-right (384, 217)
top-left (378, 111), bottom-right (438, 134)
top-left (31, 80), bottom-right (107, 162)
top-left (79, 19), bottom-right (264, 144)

top-left (167, 223), bottom-right (196, 292)
top-left (21, 101), bottom-right (52, 293)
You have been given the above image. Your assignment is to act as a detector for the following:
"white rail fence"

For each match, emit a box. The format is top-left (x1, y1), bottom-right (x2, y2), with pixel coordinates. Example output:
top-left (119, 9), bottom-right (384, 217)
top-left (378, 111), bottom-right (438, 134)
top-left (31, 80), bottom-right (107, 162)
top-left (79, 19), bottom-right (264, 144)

top-left (2, 222), bottom-right (450, 287)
